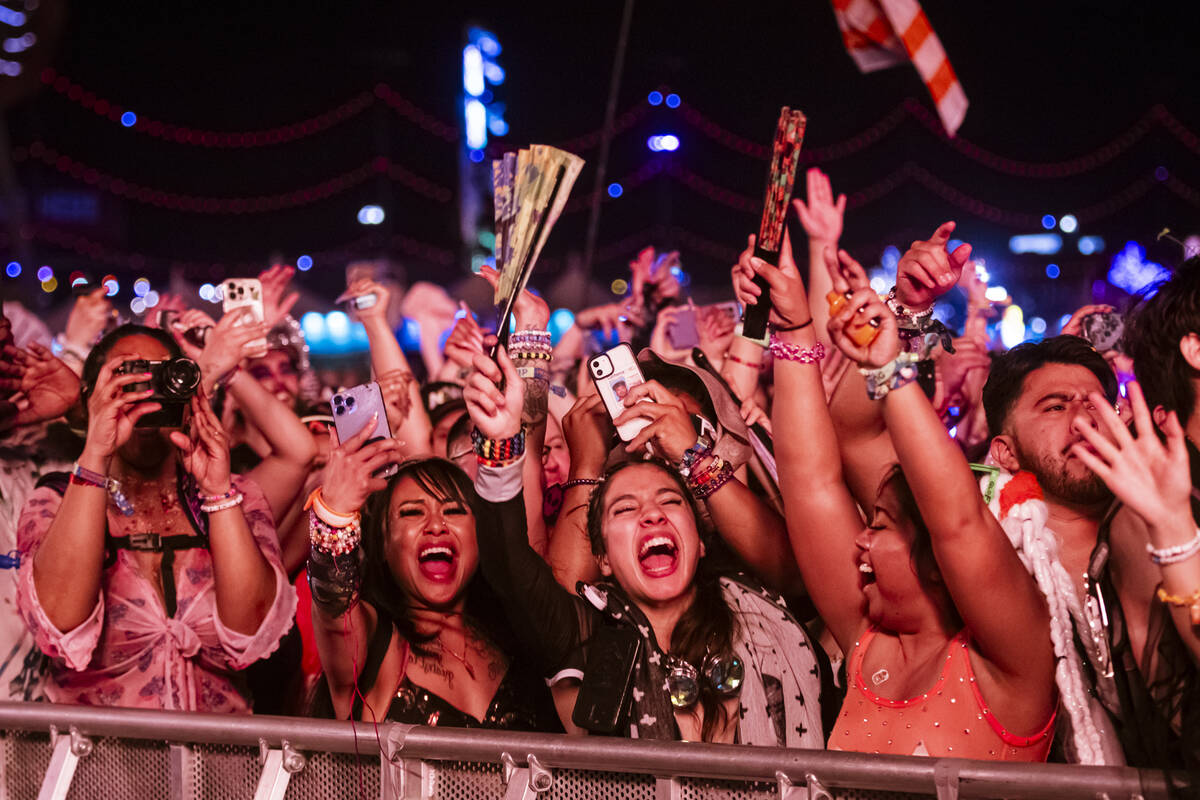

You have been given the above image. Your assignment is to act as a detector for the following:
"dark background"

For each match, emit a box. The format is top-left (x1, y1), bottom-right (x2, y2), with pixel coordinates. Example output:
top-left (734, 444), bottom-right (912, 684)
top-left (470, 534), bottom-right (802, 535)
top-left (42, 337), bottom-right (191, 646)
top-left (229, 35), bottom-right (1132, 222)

top-left (3, 0), bottom-right (1199, 326)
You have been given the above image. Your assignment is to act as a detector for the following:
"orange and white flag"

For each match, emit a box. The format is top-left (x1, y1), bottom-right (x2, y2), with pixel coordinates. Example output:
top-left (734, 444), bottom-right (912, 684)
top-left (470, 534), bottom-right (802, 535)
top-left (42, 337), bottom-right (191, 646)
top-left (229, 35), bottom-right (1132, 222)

top-left (831, 0), bottom-right (968, 136)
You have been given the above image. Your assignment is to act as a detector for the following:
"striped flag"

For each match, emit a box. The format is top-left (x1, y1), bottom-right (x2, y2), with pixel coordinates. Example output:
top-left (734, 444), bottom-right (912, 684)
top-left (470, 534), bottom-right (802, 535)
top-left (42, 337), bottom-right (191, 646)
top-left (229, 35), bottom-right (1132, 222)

top-left (831, 0), bottom-right (968, 136)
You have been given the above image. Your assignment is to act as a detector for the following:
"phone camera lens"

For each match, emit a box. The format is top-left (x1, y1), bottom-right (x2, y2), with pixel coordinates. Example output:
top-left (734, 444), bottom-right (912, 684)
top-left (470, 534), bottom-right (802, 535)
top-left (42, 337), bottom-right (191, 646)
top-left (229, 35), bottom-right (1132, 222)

top-left (345, 397), bottom-right (355, 407)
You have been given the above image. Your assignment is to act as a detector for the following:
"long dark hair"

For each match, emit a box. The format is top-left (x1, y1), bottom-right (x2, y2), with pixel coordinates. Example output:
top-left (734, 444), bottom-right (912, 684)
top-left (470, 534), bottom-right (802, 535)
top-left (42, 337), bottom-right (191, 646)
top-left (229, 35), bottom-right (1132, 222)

top-left (586, 458), bottom-right (738, 742)
top-left (359, 457), bottom-right (515, 658)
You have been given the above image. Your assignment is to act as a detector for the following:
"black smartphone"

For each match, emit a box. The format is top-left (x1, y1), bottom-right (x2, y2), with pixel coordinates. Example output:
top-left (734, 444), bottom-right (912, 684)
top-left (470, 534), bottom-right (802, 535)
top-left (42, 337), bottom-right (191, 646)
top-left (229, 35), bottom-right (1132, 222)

top-left (572, 624), bottom-right (642, 734)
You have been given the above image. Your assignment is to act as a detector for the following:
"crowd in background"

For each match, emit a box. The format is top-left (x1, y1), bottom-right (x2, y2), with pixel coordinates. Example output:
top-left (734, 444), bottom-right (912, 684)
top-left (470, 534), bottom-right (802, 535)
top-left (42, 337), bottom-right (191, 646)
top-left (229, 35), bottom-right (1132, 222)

top-left (0, 167), bottom-right (1196, 775)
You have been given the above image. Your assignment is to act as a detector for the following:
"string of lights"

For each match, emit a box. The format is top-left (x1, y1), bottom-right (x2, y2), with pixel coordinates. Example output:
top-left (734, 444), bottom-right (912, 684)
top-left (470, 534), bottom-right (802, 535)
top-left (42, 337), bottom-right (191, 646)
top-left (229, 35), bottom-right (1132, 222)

top-left (12, 143), bottom-right (452, 209)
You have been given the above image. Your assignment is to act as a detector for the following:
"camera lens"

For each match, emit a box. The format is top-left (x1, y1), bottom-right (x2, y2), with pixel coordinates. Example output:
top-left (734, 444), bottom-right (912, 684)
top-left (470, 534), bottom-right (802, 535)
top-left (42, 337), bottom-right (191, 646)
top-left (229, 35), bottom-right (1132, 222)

top-left (162, 358), bottom-right (201, 399)
top-left (346, 397), bottom-right (355, 407)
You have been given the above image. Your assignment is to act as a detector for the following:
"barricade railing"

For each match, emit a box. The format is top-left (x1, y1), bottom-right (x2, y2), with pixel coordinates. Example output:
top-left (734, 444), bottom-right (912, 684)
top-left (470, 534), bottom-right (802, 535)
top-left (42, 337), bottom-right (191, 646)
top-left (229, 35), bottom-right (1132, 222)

top-left (0, 701), bottom-right (1183, 800)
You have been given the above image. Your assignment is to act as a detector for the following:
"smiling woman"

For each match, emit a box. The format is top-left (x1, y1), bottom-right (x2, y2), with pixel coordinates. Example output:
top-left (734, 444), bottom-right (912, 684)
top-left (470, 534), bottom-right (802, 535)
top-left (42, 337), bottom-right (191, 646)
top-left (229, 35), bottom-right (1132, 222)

top-left (305, 456), bottom-right (561, 731)
top-left (462, 348), bottom-right (831, 746)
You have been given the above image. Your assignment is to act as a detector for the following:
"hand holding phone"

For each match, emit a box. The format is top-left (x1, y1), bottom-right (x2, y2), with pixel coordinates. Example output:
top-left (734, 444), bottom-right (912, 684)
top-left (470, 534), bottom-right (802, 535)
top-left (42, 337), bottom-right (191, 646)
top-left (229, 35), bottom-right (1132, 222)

top-left (330, 382), bottom-right (398, 478)
top-left (222, 279), bottom-right (268, 358)
top-left (588, 344), bottom-right (651, 442)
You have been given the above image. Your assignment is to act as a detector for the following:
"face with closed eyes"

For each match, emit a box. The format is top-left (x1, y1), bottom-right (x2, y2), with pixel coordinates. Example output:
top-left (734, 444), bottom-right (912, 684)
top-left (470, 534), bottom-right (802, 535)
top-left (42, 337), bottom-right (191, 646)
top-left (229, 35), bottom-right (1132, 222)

top-left (596, 463), bottom-right (703, 608)
top-left (385, 476), bottom-right (479, 611)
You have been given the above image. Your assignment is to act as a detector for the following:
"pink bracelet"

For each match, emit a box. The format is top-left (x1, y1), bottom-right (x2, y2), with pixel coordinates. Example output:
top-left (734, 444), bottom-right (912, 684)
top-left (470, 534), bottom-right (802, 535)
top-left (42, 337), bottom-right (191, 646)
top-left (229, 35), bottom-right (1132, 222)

top-left (768, 337), bottom-right (825, 364)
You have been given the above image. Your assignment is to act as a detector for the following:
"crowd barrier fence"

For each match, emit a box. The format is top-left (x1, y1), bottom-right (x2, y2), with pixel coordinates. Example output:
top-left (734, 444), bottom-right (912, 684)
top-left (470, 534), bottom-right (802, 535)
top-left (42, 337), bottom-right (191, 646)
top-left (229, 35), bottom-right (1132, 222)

top-left (0, 701), bottom-right (1183, 800)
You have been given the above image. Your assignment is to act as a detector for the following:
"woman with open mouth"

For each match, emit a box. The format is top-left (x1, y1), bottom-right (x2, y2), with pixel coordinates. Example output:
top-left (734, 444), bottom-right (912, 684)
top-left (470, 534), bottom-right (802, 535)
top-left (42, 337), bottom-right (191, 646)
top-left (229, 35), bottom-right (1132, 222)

top-left (745, 236), bottom-right (1061, 761)
top-left (305, 424), bottom-right (560, 731)
top-left (461, 348), bottom-right (831, 746)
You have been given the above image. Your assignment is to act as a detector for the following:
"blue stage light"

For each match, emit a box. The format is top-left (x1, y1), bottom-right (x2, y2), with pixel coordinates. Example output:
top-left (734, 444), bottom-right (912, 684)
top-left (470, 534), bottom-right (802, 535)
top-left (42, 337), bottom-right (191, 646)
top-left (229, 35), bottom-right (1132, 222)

top-left (607, 183), bottom-right (623, 198)
top-left (1045, 264), bottom-right (1060, 279)
top-left (297, 255), bottom-right (313, 271)
top-left (647, 91), bottom-right (663, 106)
top-left (1041, 215), bottom-right (1056, 230)
top-left (120, 111), bottom-right (137, 128)
top-left (665, 93), bottom-right (680, 108)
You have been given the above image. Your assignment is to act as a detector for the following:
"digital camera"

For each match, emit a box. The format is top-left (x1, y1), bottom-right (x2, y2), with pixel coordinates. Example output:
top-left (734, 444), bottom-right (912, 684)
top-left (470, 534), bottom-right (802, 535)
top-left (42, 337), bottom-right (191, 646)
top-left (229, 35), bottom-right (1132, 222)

top-left (116, 357), bottom-right (202, 427)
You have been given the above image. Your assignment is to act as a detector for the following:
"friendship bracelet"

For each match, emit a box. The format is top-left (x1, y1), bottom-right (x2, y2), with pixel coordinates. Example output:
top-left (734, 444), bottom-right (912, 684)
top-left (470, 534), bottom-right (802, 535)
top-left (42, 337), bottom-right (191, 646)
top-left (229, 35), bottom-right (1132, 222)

top-left (1156, 586), bottom-right (1200, 625)
top-left (724, 352), bottom-right (766, 370)
top-left (304, 487), bottom-right (360, 528)
top-left (860, 353), bottom-right (922, 401)
top-left (471, 427), bottom-right (526, 466)
top-left (309, 509), bottom-right (363, 557)
top-left (768, 337), bottom-right (825, 365)
top-left (773, 318), bottom-right (814, 332)
top-left (886, 287), bottom-right (935, 327)
top-left (687, 455), bottom-right (734, 500)
top-left (1148, 529), bottom-right (1200, 565)
top-left (679, 435), bottom-right (715, 478)
top-left (200, 493), bottom-right (244, 514)
top-left (198, 487), bottom-right (239, 505)
top-left (508, 350), bottom-right (553, 361)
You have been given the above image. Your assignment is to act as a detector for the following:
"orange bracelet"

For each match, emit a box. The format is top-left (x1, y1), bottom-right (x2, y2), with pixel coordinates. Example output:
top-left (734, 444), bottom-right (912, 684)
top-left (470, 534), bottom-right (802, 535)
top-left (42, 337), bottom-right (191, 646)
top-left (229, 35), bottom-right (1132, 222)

top-left (1157, 586), bottom-right (1200, 625)
top-left (305, 487), bottom-right (359, 528)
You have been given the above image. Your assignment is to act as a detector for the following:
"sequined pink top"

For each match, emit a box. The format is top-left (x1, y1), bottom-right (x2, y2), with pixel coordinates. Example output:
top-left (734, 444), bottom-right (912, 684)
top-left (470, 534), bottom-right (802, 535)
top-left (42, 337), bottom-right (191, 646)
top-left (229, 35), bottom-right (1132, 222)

top-left (829, 628), bottom-right (1055, 760)
top-left (15, 476), bottom-right (297, 712)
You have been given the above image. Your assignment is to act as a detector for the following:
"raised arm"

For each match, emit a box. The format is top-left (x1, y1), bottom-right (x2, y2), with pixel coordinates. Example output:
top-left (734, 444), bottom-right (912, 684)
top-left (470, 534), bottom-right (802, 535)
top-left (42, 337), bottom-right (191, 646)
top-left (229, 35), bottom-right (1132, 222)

top-left (793, 167), bottom-right (846, 351)
top-left (308, 417), bottom-right (403, 718)
top-left (826, 250), bottom-right (1053, 685)
top-left (347, 279), bottom-right (433, 457)
top-left (1070, 381), bottom-right (1200, 665)
top-left (29, 356), bottom-right (160, 632)
top-left (734, 241), bottom-right (867, 653)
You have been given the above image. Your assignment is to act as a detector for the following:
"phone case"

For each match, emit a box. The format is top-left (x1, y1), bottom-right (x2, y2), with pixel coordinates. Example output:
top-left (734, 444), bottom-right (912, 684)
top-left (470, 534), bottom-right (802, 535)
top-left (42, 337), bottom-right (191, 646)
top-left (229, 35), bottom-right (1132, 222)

top-left (572, 624), bottom-right (642, 734)
top-left (667, 307), bottom-right (700, 350)
top-left (588, 343), bottom-right (650, 442)
top-left (222, 279), bottom-right (268, 358)
top-left (330, 382), bottom-right (398, 478)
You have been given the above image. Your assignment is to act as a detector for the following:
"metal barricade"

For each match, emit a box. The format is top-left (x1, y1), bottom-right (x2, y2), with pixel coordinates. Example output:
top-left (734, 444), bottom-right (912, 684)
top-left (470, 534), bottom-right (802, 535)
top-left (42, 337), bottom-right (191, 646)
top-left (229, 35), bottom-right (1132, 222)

top-left (0, 701), bottom-right (1182, 800)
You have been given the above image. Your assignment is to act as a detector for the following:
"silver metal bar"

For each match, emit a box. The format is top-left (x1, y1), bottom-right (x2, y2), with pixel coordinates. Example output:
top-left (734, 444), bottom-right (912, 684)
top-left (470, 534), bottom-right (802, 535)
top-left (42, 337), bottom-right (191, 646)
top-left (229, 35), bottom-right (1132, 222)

top-left (36, 727), bottom-right (90, 800)
top-left (0, 702), bottom-right (1179, 800)
top-left (654, 775), bottom-right (679, 800)
top-left (253, 748), bottom-right (290, 800)
top-left (167, 743), bottom-right (195, 800)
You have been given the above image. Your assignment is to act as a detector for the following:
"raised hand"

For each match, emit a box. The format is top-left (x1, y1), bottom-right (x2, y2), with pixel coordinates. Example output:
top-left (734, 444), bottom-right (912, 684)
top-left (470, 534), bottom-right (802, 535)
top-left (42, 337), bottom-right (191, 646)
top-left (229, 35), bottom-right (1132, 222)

top-left (732, 230), bottom-right (808, 328)
top-left (166, 308), bottom-right (218, 361)
top-left (698, 304), bottom-right (736, 362)
top-left (339, 278), bottom-right (391, 327)
top-left (479, 265), bottom-right (550, 330)
top-left (575, 302), bottom-right (643, 340)
top-left (792, 167), bottom-right (846, 243)
top-left (169, 388), bottom-right (233, 496)
top-left (1069, 381), bottom-right (1191, 529)
top-left (258, 264), bottom-right (300, 330)
top-left (615, 380), bottom-right (697, 462)
top-left (197, 309), bottom-right (269, 385)
top-left (319, 414), bottom-right (403, 514)
top-left (63, 287), bottom-right (115, 350)
top-left (463, 347), bottom-right (523, 441)
top-left (895, 221), bottom-right (972, 311)
top-left (824, 248), bottom-right (899, 368)
top-left (442, 308), bottom-right (485, 374)
top-left (146, 293), bottom-right (189, 328)
top-left (0, 344), bottom-right (80, 425)
top-left (560, 393), bottom-right (613, 479)
top-left (80, 356), bottom-right (162, 468)
top-left (1061, 304), bottom-right (1115, 339)
top-left (648, 304), bottom-right (693, 363)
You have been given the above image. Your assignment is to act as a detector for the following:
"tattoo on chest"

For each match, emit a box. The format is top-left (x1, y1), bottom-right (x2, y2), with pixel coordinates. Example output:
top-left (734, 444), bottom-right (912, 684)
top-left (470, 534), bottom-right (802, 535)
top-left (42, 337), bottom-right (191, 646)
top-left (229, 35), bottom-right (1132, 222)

top-left (412, 653), bottom-right (455, 689)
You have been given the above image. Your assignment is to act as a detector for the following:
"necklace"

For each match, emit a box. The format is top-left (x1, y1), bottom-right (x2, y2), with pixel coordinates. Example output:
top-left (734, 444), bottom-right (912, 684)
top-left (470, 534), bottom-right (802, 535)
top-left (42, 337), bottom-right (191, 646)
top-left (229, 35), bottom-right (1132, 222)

top-left (437, 635), bottom-right (476, 681)
top-left (870, 668), bottom-right (890, 686)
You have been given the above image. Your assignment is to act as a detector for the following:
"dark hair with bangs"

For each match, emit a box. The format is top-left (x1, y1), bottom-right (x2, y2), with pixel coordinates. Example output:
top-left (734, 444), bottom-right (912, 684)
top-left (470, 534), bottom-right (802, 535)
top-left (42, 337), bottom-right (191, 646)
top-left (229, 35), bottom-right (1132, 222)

top-left (584, 458), bottom-right (736, 743)
top-left (1124, 256), bottom-right (1200, 425)
top-left (358, 457), bottom-right (513, 656)
top-left (80, 323), bottom-right (183, 403)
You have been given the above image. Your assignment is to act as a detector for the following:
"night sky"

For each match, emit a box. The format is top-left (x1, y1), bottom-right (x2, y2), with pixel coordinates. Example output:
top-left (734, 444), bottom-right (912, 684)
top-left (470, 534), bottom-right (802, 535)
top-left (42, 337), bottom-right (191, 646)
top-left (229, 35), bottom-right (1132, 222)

top-left (4, 0), bottom-right (1200, 324)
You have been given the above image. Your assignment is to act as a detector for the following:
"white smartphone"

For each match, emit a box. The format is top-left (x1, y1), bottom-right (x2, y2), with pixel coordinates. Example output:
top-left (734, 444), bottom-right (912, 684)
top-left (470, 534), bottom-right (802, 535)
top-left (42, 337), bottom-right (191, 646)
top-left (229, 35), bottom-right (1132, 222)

top-left (588, 343), bottom-right (651, 443)
top-left (222, 278), bottom-right (268, 358)
top-left (330, 382), bottom-right (398, 478)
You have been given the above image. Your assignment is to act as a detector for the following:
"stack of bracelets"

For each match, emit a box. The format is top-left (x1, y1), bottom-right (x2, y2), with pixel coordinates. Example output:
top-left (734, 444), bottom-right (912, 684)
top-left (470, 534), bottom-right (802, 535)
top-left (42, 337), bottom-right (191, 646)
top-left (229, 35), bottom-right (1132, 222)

top-left (472, 427), bottom-right (526, 468)
top-left (306, 487), bottom-right (362, 557)
top-left (677, 437), bottom-right (734, 500)
top-left (1148, 529), bottom-right (1200, 624)
top-left (198, 487), bottom-right (244, 513)
top-left (509, 329), bottom-right (553, 383)
top-left (70, 462), bottom-right (135, 516)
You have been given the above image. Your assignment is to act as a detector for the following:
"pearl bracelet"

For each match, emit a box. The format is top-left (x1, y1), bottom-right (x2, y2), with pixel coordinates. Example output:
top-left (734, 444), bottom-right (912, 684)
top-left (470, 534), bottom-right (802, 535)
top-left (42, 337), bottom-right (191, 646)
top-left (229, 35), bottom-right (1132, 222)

top-left (1148, 528), bottom-right (1200, 565)
top-left (200, 493), bottom-right (244, 513)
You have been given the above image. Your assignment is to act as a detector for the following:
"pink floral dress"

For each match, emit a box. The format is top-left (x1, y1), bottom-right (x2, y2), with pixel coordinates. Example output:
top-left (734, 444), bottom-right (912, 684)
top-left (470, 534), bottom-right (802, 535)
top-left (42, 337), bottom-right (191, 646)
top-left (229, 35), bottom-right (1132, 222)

top-left (16, 474), bottom-right (296, 712)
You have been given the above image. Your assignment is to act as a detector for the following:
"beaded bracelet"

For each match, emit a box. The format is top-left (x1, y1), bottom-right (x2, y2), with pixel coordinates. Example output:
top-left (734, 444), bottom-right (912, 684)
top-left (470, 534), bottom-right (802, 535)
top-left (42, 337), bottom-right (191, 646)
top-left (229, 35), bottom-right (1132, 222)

top-left (1148, 529), bottom-right (1200, 565)
top-left (768, 337), bottom-right (825, 365)
top-left (200, 493), bottom-right (244, 514)
top-left (508, 349), bottom-right (553, 361)
top-left (198, 487), bottom-right (239, 505)
top-left (563, 477), bottom-right (603, 490)
top-left (471, 427), bottom-right (526, 466)
top-left (512, 330), bottom-right (551, 341)
top-left (679, 435), bottom-right (714, 478)
top-left (687, 455), bottom-right (734, 500)
top-left (886, 287), bottom-right (935, 327)
top-left (309, 509), bottom-right (363, 557)
top-left (1156, 586), bottom-right (1200, 625)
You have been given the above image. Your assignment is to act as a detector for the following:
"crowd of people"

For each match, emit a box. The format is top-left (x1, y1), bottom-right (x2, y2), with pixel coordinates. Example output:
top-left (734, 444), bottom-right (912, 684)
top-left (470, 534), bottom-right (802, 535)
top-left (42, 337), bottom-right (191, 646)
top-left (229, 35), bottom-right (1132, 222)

top-left (0, 166), bottom-right (1196, 775)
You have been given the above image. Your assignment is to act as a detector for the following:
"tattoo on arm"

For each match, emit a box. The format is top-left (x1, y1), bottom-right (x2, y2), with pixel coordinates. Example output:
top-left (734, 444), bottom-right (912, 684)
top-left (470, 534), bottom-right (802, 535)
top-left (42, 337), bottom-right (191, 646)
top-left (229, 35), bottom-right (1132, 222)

top-left (512, 357), bottom-right (549, 427)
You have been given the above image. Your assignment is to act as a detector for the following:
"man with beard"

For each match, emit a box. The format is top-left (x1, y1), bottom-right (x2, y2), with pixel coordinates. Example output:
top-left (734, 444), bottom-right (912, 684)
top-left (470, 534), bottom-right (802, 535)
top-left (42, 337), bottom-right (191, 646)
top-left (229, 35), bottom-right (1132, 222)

top-left (982, 335), bottom-right (1195, 770)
